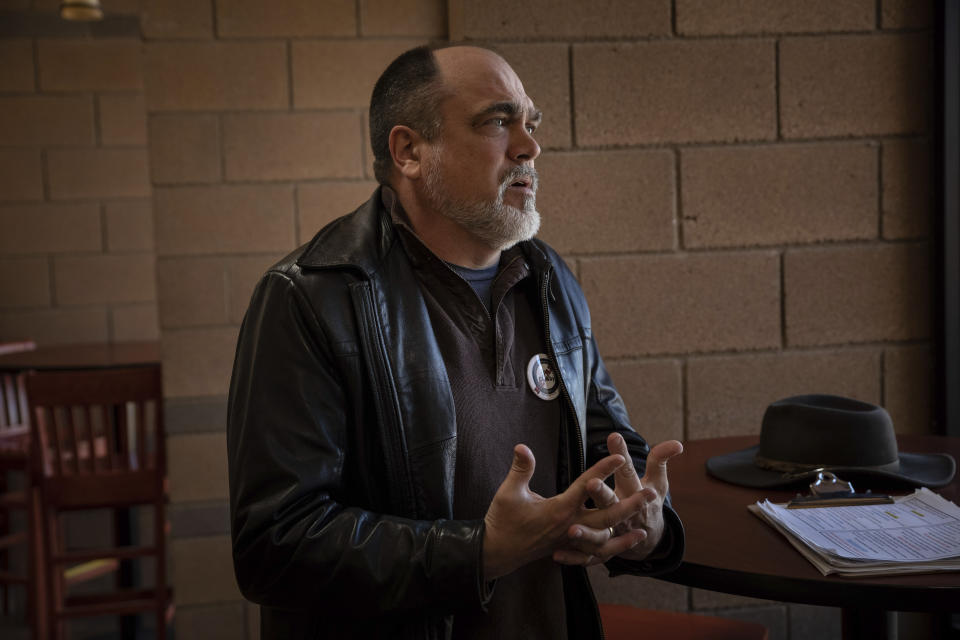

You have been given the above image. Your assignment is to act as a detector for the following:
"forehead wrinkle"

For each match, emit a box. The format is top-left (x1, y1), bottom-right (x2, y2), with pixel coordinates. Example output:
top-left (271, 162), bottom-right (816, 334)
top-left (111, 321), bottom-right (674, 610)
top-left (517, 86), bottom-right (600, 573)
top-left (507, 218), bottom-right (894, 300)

top-left (473, 100), bottom-right (542, 123)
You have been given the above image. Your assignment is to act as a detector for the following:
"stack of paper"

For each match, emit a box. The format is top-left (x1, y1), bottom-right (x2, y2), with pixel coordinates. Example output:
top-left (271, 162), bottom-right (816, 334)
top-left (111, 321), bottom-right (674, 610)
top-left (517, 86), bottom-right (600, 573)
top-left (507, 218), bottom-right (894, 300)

top-left (749, 487), bottom-right (960, 576)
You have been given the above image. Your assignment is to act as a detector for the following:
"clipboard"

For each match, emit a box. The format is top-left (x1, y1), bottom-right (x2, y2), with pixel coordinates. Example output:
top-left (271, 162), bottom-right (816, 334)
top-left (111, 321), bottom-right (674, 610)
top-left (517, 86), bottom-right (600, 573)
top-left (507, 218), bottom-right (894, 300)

top-left (786, 470), bottom-right (893, 509)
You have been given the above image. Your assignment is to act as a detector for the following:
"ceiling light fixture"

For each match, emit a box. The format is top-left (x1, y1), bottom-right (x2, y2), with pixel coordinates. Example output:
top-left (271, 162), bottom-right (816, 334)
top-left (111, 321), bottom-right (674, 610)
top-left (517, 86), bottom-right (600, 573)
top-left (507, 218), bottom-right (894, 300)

top-left (60, 0), bottom-right (104, 21)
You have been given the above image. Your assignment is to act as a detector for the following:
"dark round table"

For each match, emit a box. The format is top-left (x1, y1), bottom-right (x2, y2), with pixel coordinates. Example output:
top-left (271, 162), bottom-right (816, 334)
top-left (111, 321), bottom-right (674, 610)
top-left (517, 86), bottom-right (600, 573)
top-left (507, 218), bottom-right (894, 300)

top-left (659, 435), bottom-right (960, 639)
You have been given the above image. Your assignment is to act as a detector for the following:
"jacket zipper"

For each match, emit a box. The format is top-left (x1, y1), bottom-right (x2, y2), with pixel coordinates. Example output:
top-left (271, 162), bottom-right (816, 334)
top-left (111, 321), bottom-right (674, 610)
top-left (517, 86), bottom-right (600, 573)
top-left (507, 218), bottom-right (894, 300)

top-left (540, 265), bottom-right (606, 640)
top-left (350, 280), bottom-right (416, 517)
top-left (539, 265), bottom-right (584, 477)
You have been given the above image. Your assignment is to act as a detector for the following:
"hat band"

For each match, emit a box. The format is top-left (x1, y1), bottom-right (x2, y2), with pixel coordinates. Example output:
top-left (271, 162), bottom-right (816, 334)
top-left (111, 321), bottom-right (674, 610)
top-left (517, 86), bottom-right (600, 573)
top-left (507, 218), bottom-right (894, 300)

top-left (753, 454), bottom-right (901, 475)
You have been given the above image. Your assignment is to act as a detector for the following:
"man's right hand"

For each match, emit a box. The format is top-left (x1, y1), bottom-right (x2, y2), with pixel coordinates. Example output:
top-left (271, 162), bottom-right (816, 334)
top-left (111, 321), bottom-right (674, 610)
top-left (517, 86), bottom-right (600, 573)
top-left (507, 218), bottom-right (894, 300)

top-left (482, 444), bottom-right (649, 580)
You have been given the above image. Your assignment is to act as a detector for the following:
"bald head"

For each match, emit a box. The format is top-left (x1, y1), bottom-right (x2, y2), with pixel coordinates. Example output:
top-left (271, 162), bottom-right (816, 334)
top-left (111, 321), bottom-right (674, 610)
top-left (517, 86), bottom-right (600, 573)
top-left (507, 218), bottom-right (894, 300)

top-left (368, 45), bottom-right (525, 185)
top-left (433, 45), bottom-right (512, 78)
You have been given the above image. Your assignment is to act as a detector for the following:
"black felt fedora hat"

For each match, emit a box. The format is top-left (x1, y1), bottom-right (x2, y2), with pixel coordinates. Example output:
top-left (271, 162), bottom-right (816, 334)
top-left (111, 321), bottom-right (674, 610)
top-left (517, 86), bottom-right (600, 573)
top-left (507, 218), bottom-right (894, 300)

top-left (706, 394), bottom-right (957, 489)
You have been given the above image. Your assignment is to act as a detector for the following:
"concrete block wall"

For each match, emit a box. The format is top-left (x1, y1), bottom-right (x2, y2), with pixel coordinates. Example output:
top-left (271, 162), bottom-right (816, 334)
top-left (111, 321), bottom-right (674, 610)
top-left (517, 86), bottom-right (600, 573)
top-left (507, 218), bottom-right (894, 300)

top-left (0, 1), bottom-right (937, 639)
top-left (456, 0), bottom-right (935, 446)
top-left (0, 5), bottom-right (157, 344)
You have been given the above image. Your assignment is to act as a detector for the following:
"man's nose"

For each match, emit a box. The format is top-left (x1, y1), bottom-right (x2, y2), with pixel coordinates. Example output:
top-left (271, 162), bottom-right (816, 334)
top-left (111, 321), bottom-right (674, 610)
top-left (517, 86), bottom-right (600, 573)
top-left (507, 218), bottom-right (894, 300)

top-left (510, 126), bottom-right (541, 163)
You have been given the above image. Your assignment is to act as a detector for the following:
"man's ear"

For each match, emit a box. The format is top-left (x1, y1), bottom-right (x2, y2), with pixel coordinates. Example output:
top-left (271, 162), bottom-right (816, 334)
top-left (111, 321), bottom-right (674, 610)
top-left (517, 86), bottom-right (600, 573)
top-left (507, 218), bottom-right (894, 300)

top-left (388, 125), bottom-right (423, 180)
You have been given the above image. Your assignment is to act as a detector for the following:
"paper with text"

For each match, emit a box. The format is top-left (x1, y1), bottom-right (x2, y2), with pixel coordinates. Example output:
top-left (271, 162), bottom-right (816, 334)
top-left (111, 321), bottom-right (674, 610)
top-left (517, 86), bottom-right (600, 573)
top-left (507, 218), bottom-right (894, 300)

top-left (756, 488), bottom-right (960, 563)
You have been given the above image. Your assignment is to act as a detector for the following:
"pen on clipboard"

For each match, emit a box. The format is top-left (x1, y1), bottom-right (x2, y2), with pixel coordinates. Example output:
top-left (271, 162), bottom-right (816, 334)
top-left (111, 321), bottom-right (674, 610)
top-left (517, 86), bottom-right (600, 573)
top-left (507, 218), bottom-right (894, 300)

top-left (786, 470), bottom-right (894, 509)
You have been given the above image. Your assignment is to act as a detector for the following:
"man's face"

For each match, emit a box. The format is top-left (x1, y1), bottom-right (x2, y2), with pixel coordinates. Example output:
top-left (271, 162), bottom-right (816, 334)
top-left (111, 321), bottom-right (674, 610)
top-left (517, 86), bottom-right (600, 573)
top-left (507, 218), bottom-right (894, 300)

top-left (419, 48), bottom-right (543, 252)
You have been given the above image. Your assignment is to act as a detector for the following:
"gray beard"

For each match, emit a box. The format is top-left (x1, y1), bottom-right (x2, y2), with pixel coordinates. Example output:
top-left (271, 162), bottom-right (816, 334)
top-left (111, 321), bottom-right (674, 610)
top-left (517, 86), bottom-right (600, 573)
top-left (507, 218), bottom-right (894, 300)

top-left (423, 155), bottom-right (540, 252)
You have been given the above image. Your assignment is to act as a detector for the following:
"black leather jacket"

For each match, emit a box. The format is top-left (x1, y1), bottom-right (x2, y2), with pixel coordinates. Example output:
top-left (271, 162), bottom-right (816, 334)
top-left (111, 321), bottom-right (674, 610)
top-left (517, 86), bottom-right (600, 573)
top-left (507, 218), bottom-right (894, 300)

top-left (227, 189), bottom-right (683, 639)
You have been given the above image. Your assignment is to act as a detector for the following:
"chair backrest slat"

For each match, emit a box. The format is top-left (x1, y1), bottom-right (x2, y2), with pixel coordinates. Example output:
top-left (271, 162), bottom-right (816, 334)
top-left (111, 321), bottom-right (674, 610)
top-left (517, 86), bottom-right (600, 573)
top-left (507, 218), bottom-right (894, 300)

top-left (0, 372), bottom-right (24, 429)
top-left (33, 406), bottom-right (50, 476)
top-left (136, 401), bottom-right (147, 471)
top-left (0, 341), bottom-right (35, 432)
top-left (83, 404), bottom-right (97, 473)
top-left (103, 402), bottom-right (118, 471)
top-left (16, 374), bottom-right (27, 426)
top-left (47, 407), bottom-right (67, 477)
top-left (69, 405), bottom-right (83, 475)
top-left (117, 401), bottom-right (130, 471)
top-left (90, 404), bottom-right (101, 473)
top-left (0, 373), bottom-right (11, 427)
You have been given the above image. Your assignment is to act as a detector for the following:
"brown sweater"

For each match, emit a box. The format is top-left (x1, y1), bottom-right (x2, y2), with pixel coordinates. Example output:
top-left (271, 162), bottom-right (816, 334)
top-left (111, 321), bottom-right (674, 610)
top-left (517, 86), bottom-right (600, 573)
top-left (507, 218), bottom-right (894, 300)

top-left (389, 201), bottom-right (567, 638)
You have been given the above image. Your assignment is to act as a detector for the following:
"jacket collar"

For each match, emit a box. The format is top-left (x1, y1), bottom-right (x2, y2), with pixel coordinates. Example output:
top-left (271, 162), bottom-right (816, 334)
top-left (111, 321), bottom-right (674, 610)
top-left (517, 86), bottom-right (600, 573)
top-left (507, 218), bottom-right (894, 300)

top-left (295, 186), bottom-right (395, 276)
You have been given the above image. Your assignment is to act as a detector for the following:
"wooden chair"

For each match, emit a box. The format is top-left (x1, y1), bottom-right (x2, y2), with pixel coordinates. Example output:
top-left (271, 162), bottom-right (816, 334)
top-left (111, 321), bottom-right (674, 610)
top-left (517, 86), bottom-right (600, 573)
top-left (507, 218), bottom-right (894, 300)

top-left (25, 365), bottom-right (172, 639)
top-left (599, 603), bottom-right (769, 640)
top-left (0, 341), bottom-right (38, 625)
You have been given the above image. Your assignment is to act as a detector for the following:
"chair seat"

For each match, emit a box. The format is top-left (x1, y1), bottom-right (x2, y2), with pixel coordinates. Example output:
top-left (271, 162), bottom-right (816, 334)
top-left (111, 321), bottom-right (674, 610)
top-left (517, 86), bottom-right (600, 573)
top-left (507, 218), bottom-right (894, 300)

top-left (599, 603), bottom-right (769, 640)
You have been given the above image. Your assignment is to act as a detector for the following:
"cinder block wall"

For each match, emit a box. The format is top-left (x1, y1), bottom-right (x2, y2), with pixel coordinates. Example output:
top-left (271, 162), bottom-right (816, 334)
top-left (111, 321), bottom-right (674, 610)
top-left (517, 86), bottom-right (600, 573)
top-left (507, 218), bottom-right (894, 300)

top-left (0, 0), bottom-right (157, 344)
top-left (473, 1), bottom-right (934, 450)
top-left (0, 1), bottom-right (936, 639)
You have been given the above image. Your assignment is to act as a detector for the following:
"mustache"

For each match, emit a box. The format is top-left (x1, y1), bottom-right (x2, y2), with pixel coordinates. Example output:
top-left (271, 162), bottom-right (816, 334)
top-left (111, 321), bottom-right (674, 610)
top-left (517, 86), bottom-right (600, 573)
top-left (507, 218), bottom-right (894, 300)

top-left (499, 166), bottom-right (539, 192)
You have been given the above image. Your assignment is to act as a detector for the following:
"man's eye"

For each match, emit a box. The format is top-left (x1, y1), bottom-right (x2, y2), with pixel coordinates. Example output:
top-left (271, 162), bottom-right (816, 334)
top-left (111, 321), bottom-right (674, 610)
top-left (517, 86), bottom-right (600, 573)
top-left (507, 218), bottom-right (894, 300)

top-left (489, 118), bottom-right (506, 127)
top-left (526, 124), bottom-right (537, 134)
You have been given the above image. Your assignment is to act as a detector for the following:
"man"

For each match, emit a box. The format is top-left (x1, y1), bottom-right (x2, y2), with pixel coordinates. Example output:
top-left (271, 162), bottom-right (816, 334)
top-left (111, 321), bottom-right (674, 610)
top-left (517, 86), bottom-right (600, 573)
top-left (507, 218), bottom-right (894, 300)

top-left (227, 45), bottom-right (684, 639)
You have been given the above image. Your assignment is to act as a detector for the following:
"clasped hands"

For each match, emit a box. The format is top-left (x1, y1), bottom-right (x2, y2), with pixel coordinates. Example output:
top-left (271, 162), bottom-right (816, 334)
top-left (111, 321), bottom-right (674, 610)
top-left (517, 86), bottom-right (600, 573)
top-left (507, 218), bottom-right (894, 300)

top-left (482, 433), bottom-right (683, 581)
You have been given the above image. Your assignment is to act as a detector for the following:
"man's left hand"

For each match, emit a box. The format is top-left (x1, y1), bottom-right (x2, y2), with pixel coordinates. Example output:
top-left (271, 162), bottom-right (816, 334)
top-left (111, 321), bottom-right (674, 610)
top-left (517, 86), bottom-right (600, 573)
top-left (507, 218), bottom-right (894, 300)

top-left (553, 434), bottom-right (683, 565)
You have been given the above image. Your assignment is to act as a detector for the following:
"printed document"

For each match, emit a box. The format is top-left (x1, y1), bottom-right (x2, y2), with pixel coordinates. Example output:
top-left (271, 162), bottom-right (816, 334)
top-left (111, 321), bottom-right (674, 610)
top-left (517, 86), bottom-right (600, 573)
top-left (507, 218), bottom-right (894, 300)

top-left (749, 487), bottom-right (960, 576)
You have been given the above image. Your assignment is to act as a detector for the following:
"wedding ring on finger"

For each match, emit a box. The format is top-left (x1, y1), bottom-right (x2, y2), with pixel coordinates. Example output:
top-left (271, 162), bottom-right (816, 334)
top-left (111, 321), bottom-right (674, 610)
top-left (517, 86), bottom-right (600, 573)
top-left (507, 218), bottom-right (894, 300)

top-left (607, 526), bottom-right (615, 538)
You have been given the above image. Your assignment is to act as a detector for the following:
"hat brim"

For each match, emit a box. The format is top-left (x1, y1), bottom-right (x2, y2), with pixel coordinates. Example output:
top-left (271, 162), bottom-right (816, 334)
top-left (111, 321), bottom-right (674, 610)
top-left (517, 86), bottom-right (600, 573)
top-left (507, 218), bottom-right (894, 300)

top-left (706, 445), bottom-right (957, 489)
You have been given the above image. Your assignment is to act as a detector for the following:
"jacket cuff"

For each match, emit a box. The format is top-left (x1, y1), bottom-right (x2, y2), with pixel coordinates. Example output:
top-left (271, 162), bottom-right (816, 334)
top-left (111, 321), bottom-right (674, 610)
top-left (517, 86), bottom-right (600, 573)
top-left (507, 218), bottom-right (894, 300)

top-left (605, 504), bottom-right (685, 577)
top-left (475, 520), bottom-right (497, 612)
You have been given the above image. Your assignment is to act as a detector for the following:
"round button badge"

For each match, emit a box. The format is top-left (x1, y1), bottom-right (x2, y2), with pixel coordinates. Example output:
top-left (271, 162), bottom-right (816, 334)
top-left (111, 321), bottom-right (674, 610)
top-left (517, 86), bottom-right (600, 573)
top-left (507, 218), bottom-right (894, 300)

top-left (526, 353), bottom-right (560, 401)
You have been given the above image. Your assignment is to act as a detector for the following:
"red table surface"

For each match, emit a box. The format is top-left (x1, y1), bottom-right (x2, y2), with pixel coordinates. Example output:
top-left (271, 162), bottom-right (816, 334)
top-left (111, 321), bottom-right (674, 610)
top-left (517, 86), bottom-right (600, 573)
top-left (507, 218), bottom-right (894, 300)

top-left (661, 434), bottom-right (960, 612)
